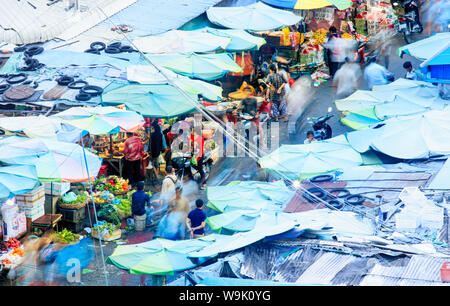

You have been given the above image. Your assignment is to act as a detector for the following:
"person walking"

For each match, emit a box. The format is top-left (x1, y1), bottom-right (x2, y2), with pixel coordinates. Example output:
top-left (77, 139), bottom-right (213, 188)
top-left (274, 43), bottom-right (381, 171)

top-left (186, 199), bottom-right (207, 239)
top-left (149, 121), bottom-right (164, 183)
top-left (123, 131), bottom-right (144, 186)
top-left (324, 26), bottom-right (345, 78)
top-left (332, 57), bottom-right (362, 99)
top-left (155, 186), bottom-right (188, 240)
top-left (363, 57), bottom-right (394, 89)
top-left (266, 64), bottom-right (287, 122)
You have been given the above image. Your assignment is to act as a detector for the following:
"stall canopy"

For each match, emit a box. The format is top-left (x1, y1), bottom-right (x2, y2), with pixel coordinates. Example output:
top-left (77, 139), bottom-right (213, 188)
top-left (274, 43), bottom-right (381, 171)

top-left (132, 29), bottom-right (232, 53)
top-left (206, 209), bottom-right (294, 234)
top-left (51, 106), bottom-right (145, 135)
top-left (106, 235), bottom-right (223, 275)
top-left (199, 27), bottom-right (267, 51)
top-left (0, 136), bottom-right (102, 182)
top-left (420, 42), bottom-right (450, 84)
top-left (346, 109), bottom-right (450, 159)
top-left (0, 165), bottom-right (40, 201)
top-left (206, 180), bottom-right (294, 213)
top-left (340, 108), bottom-right (381, 130)
top-left (258, 135), bottom-right (379, 180)
top-left (102, 84), bottom-right (199, 118)
top-left (126, 65), bottom-right (223, 101)
top-left (261, 0), bottom-right (352, 10)
top-left (0, 116), bottom-right (85, 143)
top-left (206, 2), bottom-right (302, 31)
top-left (146, 52), bottom-right (243, 81)
top-left (397, 32), bottom-right (450, 61)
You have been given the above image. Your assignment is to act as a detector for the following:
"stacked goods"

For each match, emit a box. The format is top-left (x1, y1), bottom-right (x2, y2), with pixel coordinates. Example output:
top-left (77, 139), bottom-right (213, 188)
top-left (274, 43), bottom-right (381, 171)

top-left (311, 29), bottom-right (327, 45)
top-left (314, 7), bottom-right (335, 22)
top-left (16, 185), bottom-right (45, 221)
top-left (43, 182), bottom-right (70, 196)
top-left (355, 12), bottom-right (367, 35)
top-left (300, 44), bottom-right (324, 65)
top-left (1, 238), bottom-right (24, 269)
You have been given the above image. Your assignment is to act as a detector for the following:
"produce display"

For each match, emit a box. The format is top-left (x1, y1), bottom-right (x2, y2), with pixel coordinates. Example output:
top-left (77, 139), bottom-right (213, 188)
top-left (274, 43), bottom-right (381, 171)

top-left (93, 221), bottom-right (120, 235)
top-left (52, 229), bottom-right (80, 244)
top-left (92, 190), bottom-right (115, 205)
top-left (60, 191), bottom-right (89, 206)
top-left (311, 29), bottom-right (327, 45)
top-left (94, 175), bottom-right (129, 193)
top-left (5, 238), bottom-right (21, 249)
top-left (98, 204), bottom-right (121, 225)
top-left (115, 198), bottom-right (132, 219)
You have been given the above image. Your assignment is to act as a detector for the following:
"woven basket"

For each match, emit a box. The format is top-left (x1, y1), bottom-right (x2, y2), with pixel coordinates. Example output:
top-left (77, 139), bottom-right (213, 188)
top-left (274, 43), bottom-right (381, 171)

top-left (112, 190), bottom-right (128, 196)
top-left (58, 198), bottom-right (88, 210)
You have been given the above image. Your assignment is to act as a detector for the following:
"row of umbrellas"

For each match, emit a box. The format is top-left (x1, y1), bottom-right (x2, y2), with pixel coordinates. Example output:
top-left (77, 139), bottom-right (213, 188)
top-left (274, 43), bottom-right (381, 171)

top-left (0, 106), bottom-right (146, 201)
top-left (335, 79), bottom-right (448, 130)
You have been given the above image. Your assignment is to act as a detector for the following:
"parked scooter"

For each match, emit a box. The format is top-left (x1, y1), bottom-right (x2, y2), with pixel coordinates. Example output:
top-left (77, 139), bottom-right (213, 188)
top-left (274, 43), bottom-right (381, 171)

top-left (307, 107), bottom-right (333, 140)
top-left (393, 1), bottom-right (423, 44)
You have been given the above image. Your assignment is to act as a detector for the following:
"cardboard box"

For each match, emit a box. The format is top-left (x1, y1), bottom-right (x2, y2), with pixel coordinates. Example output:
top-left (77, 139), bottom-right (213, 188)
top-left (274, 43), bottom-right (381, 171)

top-left (15, 185), bottom-right (45, 203)
top-left (19, 203), bottom-right (45, 221)
top-left (44, 182), bottom-right (70, 196)
top-left (91, 228), bottom-right (121, 241)
top-left (17, 196), bottom-right (45, 209)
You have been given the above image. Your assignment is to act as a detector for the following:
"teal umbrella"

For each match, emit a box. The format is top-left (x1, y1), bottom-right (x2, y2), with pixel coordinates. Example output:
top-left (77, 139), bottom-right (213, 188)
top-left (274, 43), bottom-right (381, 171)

top-left (340, 108), bottom-right (382, 130)
top-left (0, 164), bottom-right (40, 201)
top-left (206, 180), bottom-right (294, 213)
top-left (200, 27), bottom-right (266, 51)
top-left (258, 135), bottom-right (368, 180)
top-left (106, 235), bottom-right (222, 275)
top-left (146, 52), bottom-right (243, 81)
top-left (206, 209), bottom-right (294, 234)
top-left (397, 32), bottom-right (450, 61)
top-left (102, 84), bottom-right (199, 118)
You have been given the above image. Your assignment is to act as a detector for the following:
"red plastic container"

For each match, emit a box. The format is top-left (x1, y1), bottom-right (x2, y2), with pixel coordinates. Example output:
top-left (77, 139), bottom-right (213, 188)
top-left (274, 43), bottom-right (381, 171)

top-left (441, 262), bottom-right (450, 282)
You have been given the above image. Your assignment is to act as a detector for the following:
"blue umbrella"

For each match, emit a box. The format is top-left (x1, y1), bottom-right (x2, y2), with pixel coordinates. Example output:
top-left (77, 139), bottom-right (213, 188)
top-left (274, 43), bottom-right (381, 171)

top-left (0, 164), bottom-right (40, 201)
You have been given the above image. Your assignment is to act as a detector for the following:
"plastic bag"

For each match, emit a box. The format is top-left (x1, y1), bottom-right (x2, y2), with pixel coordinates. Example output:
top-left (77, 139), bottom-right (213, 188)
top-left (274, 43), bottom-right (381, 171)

top-left (62, 192), bottom-right (78, 204)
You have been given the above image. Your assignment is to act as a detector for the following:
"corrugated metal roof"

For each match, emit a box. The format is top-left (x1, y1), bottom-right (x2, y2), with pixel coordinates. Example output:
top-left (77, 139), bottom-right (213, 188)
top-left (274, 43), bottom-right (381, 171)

top-left (0, 0), bottom-right (136, 44)
top-left (295, 252), bottom-right (356, 285)
top-left (360, 255), bottom-right (450, 285)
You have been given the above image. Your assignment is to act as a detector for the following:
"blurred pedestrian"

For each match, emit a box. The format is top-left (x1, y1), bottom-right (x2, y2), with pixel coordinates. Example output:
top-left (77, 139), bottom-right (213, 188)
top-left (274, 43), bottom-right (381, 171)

top-left (332, 57), bottom-right (362, 99)
top-left (252, 161), bottom-right (270, 182)
top-left (363, 57), bottom-right (393, 89)
top-left (324, 26), bottom-right (345, 78)
top-left (186, 199), bottom-right (207, 239)
top-left (149, 121), bottom-right (164, 182)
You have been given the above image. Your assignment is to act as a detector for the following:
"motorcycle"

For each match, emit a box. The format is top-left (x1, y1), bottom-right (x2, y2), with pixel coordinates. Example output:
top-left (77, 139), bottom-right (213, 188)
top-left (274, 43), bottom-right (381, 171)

top-left (393, 1), bottom-right (423, 44)
top-left (307, 107), bottom-right (334, 140)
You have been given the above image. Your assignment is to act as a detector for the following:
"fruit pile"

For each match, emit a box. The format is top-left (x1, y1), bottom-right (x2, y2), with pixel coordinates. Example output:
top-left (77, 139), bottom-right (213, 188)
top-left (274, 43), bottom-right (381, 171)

top-left (6, 238), bottom-right (21, 249)
top-left (341, 32), bottom-right (354, 39)
top-left (1, 258), bottom-right (12, 266)
top-left (93, 191), bottom-right (115, 205)
top-left (312, 29), bottom-right (327, 45)
top-left (10, 248), bottom-right (24, 257)
top-left (94, 175), bottom-right (129, 193)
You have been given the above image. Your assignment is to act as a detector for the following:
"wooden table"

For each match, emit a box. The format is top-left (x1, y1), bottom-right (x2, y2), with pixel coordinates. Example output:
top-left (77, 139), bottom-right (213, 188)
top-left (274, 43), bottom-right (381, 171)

top-left (31, 214), bottom-right (62, 233)
top-left (102, 156), bottom-right (124, 177)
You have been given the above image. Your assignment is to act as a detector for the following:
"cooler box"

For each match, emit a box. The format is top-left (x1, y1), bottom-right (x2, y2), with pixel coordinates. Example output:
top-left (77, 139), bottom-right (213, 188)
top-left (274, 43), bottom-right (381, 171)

top-left (44, 182), bottom-right (70, 196)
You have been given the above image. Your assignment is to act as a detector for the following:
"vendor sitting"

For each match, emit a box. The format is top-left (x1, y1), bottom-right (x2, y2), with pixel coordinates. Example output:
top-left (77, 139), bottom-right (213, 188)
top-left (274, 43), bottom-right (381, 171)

top-left (131, 181), bottom-right (152, 230)
top-left (235, 86), bottom-right (266, 149)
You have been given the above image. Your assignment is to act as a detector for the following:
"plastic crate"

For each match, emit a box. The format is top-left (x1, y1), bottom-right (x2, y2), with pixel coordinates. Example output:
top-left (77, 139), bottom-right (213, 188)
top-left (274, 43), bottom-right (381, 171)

top-left (59, 206), bottom-right (86, 223)
top-left (441, 262), bottom-right (450, 282)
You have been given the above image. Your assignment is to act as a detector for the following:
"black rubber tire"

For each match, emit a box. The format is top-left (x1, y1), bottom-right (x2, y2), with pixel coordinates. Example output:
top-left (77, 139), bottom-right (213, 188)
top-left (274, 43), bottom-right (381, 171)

top-left (120, 45), bottom-right (134, 53)
top-left (14, 46), bottom-right (27, 52)
top-left (0, 84), bottom-right (10, 94)
top-left (84, 48), bottom-right (101, 55)
top-left (310, 174), bottom-right (334, 183)
top-left (108, 42), bottom-right (122, 49)
top-left (90, 42), bottom-right (106, 51)
top-left (328, 188), bottom-right (351, 199)
top-left (302, 187), bottom-right (327, 203)
top-left (328, 199), bottom-right (344, 209)
top-left (80, 85), bottom-right (103, 96)
top-left (6, 73), bottom-right (27, 84)
top-left (24, 46), bottom-right (44, 57)
top-left (345, 194), bottom-right (365, 206)
top-left (75, 93), bottom-right (91, 101)
top-left (57, 76), bottom-right (74, 86)
top-left (104, 47), bottom-right (121, 54)
top-left (68, 80), bottom-right (88, 89)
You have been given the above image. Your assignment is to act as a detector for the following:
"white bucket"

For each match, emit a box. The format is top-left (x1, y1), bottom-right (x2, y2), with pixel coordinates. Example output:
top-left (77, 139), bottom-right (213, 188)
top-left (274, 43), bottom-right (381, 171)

top-left (134, 214), bottom-right (146, 231)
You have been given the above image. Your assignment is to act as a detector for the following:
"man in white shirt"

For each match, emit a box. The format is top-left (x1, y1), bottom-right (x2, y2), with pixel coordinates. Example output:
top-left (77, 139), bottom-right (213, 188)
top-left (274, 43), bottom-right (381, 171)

top-left (403, 61), bottom-right (418, 81)
top-left (363, 57), bottom-right (392, 89)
